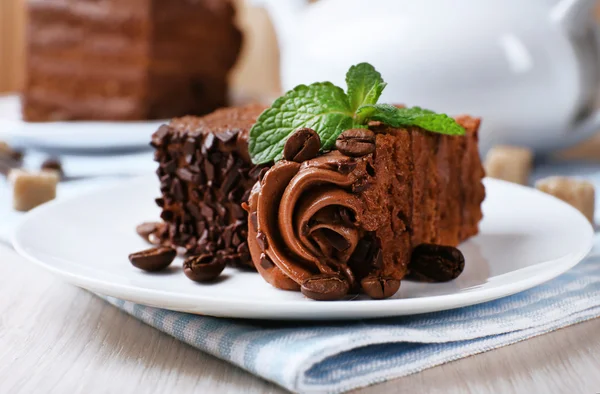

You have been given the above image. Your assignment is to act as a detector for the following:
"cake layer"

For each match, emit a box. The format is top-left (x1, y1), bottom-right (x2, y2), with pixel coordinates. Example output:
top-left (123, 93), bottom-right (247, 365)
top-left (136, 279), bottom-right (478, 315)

top-left (23, 0), bottom-right (241, 121)
top-left (152, 105), bottom-right (268, 268)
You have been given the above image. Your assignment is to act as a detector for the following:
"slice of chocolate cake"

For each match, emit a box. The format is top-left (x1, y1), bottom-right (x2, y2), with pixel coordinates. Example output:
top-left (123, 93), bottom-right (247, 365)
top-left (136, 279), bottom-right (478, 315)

top-left (152, 105), bottom-right (485, 297)
top-left (23, 0), bottom-right (242, 121)
top-left (152, 104), bottom-right (268, 268)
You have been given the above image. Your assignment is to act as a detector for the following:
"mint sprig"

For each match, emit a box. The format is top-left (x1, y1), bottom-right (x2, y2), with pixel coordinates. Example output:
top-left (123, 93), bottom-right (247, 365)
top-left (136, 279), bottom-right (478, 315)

top-left (249, 63), bottom-right (465, 164)
top-left (346, 63), bottom-right (387, 112)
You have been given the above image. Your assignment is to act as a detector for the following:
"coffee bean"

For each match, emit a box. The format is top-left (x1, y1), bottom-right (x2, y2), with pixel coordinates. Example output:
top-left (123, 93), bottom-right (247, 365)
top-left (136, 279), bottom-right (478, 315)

top-left (335, 129), bottom-right (376, 157)
top-left (129, 246), bottom-right (176, 272)
top-left (183, 253), bottom-right (226, 282)
top-left (301, 274), bottom-right (349, 301)
top-left (409, 244), bottom-right (465, 282)
top-left (361, 275), bottom-right (400, 299)
top-left (136, 221), bottom-right (162, 243)
top-left (41, 158), bottom-right (63, 176)
top-left (283, 128), bottom-right (321, 162)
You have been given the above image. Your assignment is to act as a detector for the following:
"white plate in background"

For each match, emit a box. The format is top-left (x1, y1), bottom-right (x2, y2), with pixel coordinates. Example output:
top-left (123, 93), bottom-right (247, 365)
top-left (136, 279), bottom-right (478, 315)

top-left (12, 177), bottom-right (594, 320)
top-left (0, 95), bottom-right (165, 150)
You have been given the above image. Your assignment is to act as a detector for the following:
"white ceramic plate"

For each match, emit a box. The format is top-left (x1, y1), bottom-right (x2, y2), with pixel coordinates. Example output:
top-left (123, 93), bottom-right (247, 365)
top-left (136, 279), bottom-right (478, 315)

top-left (12, 176), bottom-right (594, 320)
top-left (0, 94), bottom-right (166, 150)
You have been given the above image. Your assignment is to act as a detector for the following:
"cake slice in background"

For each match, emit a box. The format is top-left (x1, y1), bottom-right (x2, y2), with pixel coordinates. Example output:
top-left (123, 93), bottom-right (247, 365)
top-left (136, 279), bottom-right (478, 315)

top-left (22, 0), bottom-right (242, 122)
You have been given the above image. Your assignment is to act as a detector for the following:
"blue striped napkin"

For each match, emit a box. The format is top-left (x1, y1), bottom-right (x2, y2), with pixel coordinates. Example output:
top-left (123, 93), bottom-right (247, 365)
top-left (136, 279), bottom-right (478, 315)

top-left (101, 236), bottom-right (600, 394)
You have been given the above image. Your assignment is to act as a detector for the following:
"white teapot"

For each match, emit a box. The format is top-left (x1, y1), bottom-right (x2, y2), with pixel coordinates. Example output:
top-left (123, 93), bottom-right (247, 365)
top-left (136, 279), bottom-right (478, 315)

top-left (252, 0), bottom-right (600, 153)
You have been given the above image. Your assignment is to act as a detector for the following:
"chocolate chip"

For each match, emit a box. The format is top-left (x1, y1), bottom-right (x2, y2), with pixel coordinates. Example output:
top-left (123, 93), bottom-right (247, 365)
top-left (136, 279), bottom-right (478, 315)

top-left (249, 165), bottom-right (269, 181)
top-left (191, 172), bottom-right (204, 184)
top-left (151, 125), bottom-right (171, 148)
top-left (220, 168), bottom-right (240, 194)
top-left (204, 160), bottom-right (215, 182)
top-left (259, 253), bottom-right (275, 269)
top-left (225, 155), bottom-right (235, 172)
top-left (335, 129), bottom-right (376, 157)
top-left (196, 221), bottom-right (207, 236)
top-left (222, 226), bottom-right (234, 248)
top-left (155, 197), bottom-right (165, 208)
top-left (215, 129), bottom-right (238, 143)
top-left (160, 210), bottom-right (174, 221)
top-left (256, 231), bottom-right (268, 251)
top-left (186, 201), bottom-right (201, 218)
top-left (183, 253), bottom-right (226, 282)
top-left (301, 274), bottom-right (350, 301)
top-left (283, 128), bottom-right (321, 162)
top-left (170, 178), bottom-right (184, 200)
top-left (209, 152), bottom-right (222, 165)
top-left (202, 133), bottom-right (215, 154)
top-left (232, 232), bottom-right (242, 247)
top-left (183, 138), bottom-right (197, 156)
top-left (214, 202), bottom-right (226, 218)
top-left (360, 276), bottom-right (400, 299)
top-left (162, 160), bottom-right (177, 174)
top-left (408, 244), bottom-right (465, 282)
top-left (176, 168), bottom-right (195, 183)
top-left (236, 241), bottom-right (249, 255)
top-left (200, 203), bottom-right (214, 220)
top-left (129, 246), bottom-right (176, 272)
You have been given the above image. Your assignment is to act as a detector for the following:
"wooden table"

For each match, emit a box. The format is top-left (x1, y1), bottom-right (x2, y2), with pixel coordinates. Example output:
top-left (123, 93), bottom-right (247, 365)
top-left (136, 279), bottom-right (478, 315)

top-left (0, 244), bottom-right (599, 393)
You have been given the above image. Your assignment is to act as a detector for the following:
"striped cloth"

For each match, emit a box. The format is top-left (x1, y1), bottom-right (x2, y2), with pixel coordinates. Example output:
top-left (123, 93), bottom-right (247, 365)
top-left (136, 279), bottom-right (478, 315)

top-left (101, 237), bottom-right (600, 393)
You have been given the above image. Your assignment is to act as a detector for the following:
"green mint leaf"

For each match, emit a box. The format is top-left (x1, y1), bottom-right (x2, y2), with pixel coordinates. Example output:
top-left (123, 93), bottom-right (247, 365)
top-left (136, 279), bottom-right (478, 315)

top-left (346, 63), bottom-right (387, 112)
top-left (249, 82), bottom-right (354, 164)
top-left (357, 104), bottom-right (465, 136)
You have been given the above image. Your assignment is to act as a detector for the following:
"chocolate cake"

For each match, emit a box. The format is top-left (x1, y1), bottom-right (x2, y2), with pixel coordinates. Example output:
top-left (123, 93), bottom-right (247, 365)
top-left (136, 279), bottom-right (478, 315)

top-left (151, 105), bottom-right (486, 298)
top-left (23, 0), bottom-right (242, 122)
